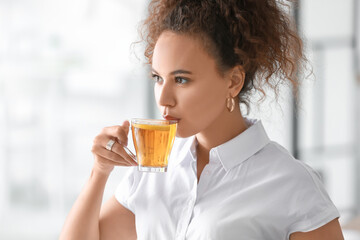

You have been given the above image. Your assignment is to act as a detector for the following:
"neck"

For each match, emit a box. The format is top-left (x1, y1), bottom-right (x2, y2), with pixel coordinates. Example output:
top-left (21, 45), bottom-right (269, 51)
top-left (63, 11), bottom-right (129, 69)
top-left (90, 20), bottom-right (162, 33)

top-left (195, 106), bottom-right (248, 154)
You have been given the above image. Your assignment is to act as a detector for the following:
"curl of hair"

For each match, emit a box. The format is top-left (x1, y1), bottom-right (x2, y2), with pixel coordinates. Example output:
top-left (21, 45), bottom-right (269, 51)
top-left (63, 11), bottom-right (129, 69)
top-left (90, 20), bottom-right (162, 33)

top-left (139, 0), bottom-right (307, 112)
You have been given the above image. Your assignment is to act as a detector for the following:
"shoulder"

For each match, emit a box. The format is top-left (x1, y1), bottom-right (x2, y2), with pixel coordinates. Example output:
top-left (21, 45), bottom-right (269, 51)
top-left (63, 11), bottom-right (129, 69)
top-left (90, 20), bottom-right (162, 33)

top-left (253, 141), bottom-right (321, 183)
top-left (250, 141), bottom-right (340, 236)
top-left (246, 141), bottom-right (336, 210)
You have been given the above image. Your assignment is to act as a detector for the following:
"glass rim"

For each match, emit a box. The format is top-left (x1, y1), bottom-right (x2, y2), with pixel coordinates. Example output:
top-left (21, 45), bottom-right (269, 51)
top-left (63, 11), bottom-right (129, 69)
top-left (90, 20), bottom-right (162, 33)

top-left (131, 118), bottom-right (178, 125)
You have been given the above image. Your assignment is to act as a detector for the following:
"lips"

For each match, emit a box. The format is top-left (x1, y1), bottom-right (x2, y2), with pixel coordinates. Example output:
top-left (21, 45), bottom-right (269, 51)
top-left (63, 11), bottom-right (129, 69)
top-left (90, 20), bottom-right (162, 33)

top-left (162, 115), bottom-right (180, 122)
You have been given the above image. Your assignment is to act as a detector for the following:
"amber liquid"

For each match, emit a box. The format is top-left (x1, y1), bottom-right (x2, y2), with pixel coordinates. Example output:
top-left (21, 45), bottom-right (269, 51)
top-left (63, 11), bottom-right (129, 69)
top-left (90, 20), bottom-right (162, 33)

top-left (131, 122), bottom-right (177, 169)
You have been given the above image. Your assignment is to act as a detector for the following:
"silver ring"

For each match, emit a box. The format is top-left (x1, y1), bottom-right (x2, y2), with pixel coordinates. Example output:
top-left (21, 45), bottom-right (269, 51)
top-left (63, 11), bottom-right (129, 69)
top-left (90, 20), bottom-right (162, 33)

top-left (105, 139), bottom-right (116, 151)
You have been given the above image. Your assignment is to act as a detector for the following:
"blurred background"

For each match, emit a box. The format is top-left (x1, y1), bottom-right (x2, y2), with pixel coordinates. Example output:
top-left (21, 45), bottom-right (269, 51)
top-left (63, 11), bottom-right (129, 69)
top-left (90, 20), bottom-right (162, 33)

top-left (0, 0), bottom-right (359, 239)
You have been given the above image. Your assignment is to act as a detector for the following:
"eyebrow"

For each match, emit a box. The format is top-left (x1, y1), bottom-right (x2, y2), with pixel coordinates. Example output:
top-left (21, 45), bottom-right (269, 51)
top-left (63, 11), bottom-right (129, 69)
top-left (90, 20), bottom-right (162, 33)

top-left (151, 68), bottom-right (193, 75)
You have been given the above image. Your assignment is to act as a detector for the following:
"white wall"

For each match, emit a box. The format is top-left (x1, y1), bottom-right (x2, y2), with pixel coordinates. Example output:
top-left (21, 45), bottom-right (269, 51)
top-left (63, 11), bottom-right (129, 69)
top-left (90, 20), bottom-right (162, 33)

top-left (0, 0), bottom-right (148, 239)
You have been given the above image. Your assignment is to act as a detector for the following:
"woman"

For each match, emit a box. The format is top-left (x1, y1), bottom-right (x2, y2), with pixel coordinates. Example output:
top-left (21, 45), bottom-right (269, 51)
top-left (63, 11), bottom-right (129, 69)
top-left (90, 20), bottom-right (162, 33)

top-left (60, 0), bottom-right (344, 239)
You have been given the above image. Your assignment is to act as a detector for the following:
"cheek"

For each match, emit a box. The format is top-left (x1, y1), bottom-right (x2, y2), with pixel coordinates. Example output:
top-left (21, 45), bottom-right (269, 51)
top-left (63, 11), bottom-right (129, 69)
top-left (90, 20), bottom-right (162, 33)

top-left (154, 84), bottom-right (162, 109)
top-left (187, 84), bottom-right (225, 114)
top-left (178, 85), bottom-right (226, 132)
top-left (193, 94), bottom-right (225, 120)
top-left (154, 85), bottom-right (159, 105)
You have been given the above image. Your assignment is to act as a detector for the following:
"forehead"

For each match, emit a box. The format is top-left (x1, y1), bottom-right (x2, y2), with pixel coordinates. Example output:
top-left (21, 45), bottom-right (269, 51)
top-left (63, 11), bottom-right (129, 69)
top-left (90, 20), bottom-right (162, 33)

top-left (152, 31), bottom-right (216, 74)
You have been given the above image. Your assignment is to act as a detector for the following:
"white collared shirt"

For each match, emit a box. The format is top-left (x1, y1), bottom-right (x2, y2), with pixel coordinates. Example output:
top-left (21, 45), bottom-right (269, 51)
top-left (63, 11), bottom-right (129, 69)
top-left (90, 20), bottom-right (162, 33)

top-left (115, 118), bottom-right (340, 240)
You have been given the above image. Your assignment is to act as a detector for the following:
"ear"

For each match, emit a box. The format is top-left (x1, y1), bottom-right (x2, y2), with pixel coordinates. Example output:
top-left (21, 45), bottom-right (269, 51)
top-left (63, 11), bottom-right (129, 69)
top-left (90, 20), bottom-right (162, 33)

top-left (227, 65), bottom-right (245, 97)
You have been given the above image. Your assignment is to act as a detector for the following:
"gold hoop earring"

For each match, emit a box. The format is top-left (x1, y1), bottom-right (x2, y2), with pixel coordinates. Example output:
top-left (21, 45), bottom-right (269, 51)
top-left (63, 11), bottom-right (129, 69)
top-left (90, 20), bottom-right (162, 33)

top-left (226, 97), bottom-right (235, 113)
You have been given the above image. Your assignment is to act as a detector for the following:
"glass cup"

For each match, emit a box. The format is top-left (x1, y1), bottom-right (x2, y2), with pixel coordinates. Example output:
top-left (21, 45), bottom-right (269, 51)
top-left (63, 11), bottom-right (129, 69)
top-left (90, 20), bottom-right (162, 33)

top-left (130, 118), bottom-right (177, 172)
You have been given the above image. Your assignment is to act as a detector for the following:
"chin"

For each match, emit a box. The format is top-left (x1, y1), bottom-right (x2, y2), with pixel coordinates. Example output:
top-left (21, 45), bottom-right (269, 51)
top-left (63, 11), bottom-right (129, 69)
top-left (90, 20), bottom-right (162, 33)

top-left (175, 126), bottom-right (197, 139)
top-left (175, 131), bottom-right (191, 138)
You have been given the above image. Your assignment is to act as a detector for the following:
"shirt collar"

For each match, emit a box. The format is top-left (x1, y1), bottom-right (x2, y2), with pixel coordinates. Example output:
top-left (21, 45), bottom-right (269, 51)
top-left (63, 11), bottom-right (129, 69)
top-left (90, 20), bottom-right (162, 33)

top-left (211, 118), bottom-right (270, 171)
top-left (169, 135), bottom-right (196, 167)
top-left (171, 118), bottom-right (270, 171)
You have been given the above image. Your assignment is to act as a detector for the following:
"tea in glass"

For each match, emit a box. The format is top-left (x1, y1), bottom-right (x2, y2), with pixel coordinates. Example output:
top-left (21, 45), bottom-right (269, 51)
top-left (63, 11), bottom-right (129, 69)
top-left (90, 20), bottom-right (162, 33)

top-left (131, 119), bottom-right (177, 172)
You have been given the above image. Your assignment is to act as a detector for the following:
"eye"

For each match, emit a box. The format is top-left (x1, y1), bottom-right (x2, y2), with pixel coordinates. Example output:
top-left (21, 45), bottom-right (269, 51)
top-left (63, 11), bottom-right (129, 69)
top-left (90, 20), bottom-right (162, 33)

top-left (175, 77), bottom-right (189, 85)
top-left (151, 74), bottom-right (163, 84)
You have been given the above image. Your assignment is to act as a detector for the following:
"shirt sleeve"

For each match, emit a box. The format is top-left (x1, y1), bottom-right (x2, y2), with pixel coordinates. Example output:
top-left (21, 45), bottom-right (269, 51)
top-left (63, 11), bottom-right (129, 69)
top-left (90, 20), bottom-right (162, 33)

top-left (286, 161), bottom-right (340, 238)
top-left (114, 167), bottom-right (137, 213)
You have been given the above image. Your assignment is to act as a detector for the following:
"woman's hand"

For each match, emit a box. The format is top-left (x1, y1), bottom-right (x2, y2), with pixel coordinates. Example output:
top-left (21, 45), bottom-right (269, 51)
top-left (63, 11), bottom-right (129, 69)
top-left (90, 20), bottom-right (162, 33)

top-left (91, 120), bottom-right (137, 175)
top-left (60, 120), bottom-right (136, 240)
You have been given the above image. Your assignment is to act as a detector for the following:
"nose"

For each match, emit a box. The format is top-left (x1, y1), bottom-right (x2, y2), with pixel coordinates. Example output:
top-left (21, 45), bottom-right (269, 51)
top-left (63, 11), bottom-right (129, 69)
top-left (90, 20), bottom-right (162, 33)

top-left (155, 80), bottom-right (176, 109)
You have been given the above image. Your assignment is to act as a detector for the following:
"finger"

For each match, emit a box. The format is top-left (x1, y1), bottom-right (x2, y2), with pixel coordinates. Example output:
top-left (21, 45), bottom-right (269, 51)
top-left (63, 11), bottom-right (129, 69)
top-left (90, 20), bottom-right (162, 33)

top-left (119, 143), bottom-right (137, 163)
top-left (94, 136), bottom-right (136, 165)
top-left (95, 154), bottom-right (133, 167)
top-left (122, 120), bottom-right (130, 136)
top-left (93, 145), bottom-right (136, 166)
top-left (102, 125), bottom-right (129, 146)
top-left (110, 141), bottom-right (137, 165)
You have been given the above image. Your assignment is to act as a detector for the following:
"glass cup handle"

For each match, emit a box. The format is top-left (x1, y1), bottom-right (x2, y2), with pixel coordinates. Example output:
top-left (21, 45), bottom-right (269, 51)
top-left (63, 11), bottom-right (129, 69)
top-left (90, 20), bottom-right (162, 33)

top-left (119, 142), bottom-right (137, 163)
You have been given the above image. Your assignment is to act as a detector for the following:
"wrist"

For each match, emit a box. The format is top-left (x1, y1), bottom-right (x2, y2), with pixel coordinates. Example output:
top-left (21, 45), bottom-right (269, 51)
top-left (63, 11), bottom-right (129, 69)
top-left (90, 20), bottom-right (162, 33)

top-left (91, 165), bottom-right (112, 180)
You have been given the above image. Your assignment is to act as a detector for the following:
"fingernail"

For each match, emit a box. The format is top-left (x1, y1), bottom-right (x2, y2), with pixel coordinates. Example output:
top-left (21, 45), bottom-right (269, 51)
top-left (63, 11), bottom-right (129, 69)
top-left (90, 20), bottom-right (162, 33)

top-left (123, 120), bottom-right (130, 127)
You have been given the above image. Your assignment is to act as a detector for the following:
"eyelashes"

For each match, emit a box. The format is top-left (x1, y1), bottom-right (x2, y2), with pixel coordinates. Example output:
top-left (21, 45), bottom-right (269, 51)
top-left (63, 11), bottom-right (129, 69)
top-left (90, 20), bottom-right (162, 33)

top-left (175, 77), bottom-right (189, 84)
top-left (151, 74), bottom-right (162, 83)
top-left (151, 73), bottom-right (190, 85)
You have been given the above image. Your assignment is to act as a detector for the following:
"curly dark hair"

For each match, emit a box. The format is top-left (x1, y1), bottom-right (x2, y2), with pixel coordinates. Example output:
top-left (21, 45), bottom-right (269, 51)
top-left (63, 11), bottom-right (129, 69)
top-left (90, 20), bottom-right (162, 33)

top-left (139, 0), bottom-right (306, 111)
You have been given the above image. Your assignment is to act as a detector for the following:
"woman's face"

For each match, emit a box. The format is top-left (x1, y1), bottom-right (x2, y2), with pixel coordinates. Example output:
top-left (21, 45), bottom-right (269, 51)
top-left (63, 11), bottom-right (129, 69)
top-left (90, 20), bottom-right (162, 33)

top-left (152, 31), bottom-right (231, 138)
